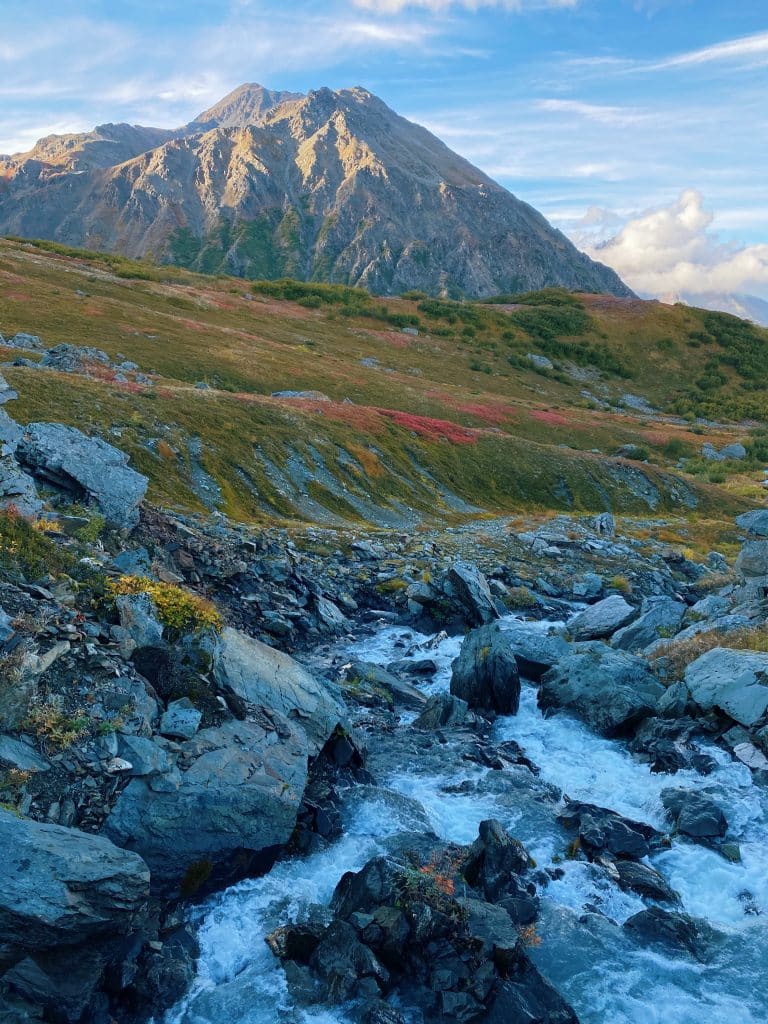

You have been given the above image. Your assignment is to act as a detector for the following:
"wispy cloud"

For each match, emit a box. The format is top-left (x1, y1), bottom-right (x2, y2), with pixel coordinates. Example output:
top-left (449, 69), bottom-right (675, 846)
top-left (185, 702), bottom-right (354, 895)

top-left (353, 0), bottom-right (578, 12)
top-left (653, 30), bottom-right (768, 70)
top-left (536, 98), bottom-right (648, 126)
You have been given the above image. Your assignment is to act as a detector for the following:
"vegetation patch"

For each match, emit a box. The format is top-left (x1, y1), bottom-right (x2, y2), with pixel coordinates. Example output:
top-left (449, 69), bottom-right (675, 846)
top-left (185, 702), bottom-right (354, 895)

top-left (108, 576), bottom-right (223, 633)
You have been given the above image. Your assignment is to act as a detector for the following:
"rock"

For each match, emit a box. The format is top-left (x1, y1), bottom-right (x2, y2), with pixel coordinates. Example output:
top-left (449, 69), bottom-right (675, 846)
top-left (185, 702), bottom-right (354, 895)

top-left (460, 819), bottom-right (533, 901)
top-left (16, 422), bottom-right (148, 529)
top-left (0, 370), bottom-right (18, 405)
top-left (684, 648), bottom-right (768, 727)
top-left (103, 719), bottom-right (310, 897)
top-left (309, 920), bottom-right (389, 1000)
top-left (117, 734), bottom-right (171, 777)
top-left (214, 627), bottom-right (346, 753)
top-left (0, 807), bottom-right (149, 949)
top-left (445, 562), bottom-right (500, 626)
top-left (732, 741), bottom-right (768, 770)
top-left (315, 595), bottom-right (347, 631)
top-left (656, 680), bottom-right (690, 718)
top-left (590, 512), bottom-right (615, 537)
top-left (159, 698), bottom-right (202, 740)
top-left (615, 860), bottom-right (679, 903)
top-left (720, 443), bottom-right (746, 460)
top-left (612, 596), bottom-right (685, 652)
top-left (0, 407), bottom-right (23, 453)
top-left (701, 443), bottom-right (724, 462)
top-left (735, 539), bottom-right (768, 579)
top-left (0, 734), bottom-right (50, 773)
top-left (567, 594), bottom-right (637, 640)
top-left (344, 660), bottom-right (427, 710)
top-left (624, 907), bottom-right (714, 960)
top-left (0, 604), bottom-right (14, 643)
top-left (572, 571), bottom-right (603, 600)
top-left (0, 454), bottom-right (42, 517)
top-left (558, 800), bottom-right (661, 859)
top-left (526, 353), bottom-right (553, 370)
top-left (661, 789), bottom-right (727, 838)
top-left (450, 622), bottom-right (520, 716)
top-left (115, 592), bottom-right (164, 648)
top-left (539, 645), bottom-right (663, 736)
top-left (497, 621), bottom-right (570, 681)
top-left (736, 510), bottom-right (768, 537)
top-left (413, 693), bottom-right (469, 730)
top-left (485, 959), bottom-right (579, 1024)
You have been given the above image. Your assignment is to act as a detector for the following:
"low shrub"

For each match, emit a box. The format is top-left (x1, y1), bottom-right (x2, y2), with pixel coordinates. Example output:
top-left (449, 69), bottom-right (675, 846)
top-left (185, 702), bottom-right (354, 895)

top-left (107, 576), bottom-right (222, 633)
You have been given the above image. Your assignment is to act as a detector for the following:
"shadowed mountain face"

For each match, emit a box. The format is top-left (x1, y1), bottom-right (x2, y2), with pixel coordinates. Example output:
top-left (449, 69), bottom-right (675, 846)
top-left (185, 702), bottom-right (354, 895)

top-left (0, 84), bottom-right (632, 298)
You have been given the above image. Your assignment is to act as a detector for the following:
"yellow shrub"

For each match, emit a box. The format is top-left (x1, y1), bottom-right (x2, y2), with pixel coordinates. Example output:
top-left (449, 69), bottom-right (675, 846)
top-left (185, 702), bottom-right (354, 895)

top-left (108, 576), bottom-right (222, 633)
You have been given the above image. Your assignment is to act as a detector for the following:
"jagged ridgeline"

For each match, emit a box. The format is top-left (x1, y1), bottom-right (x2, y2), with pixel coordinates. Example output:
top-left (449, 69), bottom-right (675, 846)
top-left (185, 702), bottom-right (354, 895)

top-left (0, 84), bottom-right (630, 298)
top-left (2, 238), bottom-right (767, 527)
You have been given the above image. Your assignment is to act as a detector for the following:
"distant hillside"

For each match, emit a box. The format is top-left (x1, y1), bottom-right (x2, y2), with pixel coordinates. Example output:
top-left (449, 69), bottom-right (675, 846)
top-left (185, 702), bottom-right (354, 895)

top-left (2, 239), bottom-right (763, 528)
top-left (0, 84), bottom-right (631, 299)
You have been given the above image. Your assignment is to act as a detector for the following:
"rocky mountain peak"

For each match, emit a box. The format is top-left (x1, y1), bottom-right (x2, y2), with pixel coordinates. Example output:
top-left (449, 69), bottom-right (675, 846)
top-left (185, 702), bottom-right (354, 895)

top-left (188, 82), bottom-right (304, 131)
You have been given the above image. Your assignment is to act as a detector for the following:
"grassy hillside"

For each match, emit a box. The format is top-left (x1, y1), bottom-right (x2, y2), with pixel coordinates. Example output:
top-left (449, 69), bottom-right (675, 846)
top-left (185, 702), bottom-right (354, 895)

top-left (1, 237), bottom-right (764, 528)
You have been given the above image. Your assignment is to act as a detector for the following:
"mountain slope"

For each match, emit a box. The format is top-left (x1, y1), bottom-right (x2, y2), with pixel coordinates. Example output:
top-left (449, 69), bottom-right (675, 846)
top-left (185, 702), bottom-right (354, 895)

top-left (0, 84), bottom-right (631, 299)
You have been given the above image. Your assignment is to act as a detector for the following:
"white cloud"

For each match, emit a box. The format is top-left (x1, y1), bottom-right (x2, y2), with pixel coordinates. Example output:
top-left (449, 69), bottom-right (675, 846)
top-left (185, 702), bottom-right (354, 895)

top-left (654, 30), bottom-right (768, 70)
top-left (353, 0), bottom-right (577, 12)
top-left (586, 190), bottom-right (768, 300)
top-left (536, 98), bottom-right (648, 126)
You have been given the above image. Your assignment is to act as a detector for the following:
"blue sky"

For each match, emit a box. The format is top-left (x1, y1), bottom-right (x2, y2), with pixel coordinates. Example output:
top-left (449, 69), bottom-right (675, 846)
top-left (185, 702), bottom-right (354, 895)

top-left (1, 1), bottom-right (767, 299)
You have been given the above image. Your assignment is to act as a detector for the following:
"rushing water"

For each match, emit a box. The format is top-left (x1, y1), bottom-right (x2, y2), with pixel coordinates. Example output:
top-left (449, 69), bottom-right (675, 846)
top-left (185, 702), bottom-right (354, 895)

top-left (167, 616), bottom-right (768, 1024)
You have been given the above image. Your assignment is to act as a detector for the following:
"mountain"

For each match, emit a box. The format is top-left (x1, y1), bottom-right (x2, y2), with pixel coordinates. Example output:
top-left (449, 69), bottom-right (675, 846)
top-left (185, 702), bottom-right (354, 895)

top-left (674, 292), bottom-right (768, 328)
top-left (0, 84), bottom-right (631, 298)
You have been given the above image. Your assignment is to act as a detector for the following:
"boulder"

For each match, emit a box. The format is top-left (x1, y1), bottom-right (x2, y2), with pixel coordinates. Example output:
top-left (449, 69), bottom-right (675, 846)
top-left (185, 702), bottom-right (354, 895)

top-left (567, 594), bottom-right (637, 640)
top-left (413, 693), bottom-right (469, 730)
top-left (450, 623), bottom-right (520, 716)
top-left (460, 819), bottom-right (533, 901)
top-left (720, 443), bottom-right (746, 460)
top-left (0, 808), bottom-right (149, 949)
top-left (214, 627), bottom-right (346, 753)
top-left (539, 645), bottom-right (663, 736)
top-left (0, 454), bottom-right (42, 517)
top-left (16, 422), bottom-right (148, 529)
top-left (0, 734), bottom-right (50, 773)
top-left (0, 604), bottom-right (14, 643)
top-left (102, 719), bottom-right (309, 896)
top-left (497, 621), bottom-right (570, 681)
top-left (684, 648), bottom-right (768, 727)
top-left (159, 698), bottom-right (202, 740)
top-left (612, 596), bottom-right (686, 652)
top-left (485, 960), bottom-right (579, 1024)
top-left (343, 660), bottom-right (427, 711)
top-left (661, 788), bottom-right (727, 839)
top-left (114, 592), bottom-right (164, 648)
top-left (615, 860), bottom-right (679, 903)
top-left (736, 510), bottom-right (768, 537)
top-left (445, 562), bottom-right (500, 626)
top-left (558, 800), bottom-right (662, 860)
top-left (735, 539), bottom-right (768, 579)
top-left (624, 907), bottom-right (715, 961)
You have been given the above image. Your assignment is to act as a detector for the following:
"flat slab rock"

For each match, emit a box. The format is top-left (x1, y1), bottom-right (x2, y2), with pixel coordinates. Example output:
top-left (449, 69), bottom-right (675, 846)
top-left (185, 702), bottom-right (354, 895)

top-left (684, 647), bottom-right (768, 728)
top-left (567, 594), bottom-right (637, 641)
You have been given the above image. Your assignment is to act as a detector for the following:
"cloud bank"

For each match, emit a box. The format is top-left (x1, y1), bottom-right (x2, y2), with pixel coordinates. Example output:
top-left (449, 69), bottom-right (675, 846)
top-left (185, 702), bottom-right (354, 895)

top-left (585, 190), bottom-right (768, 300)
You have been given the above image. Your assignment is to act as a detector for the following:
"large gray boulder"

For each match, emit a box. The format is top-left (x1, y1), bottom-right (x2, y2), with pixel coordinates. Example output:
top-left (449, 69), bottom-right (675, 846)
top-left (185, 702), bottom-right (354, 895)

top-left (16, 422), bottom-right (148, 529)
top-left (102, 719), bottom-right (309, 896)
top-left (736, 510), bottom-right (768, 537)
top-left (450, 622), bottom-right (520, 716)
top-left (0, 809), bottom-right (150, 1020)
top-left (539, 645), bottom-right (664, 736)
top-left (612, 596), bottom-right (686, 653)
top-left (0, 808), bottom-right (149, 949)
top-left (0, 454), bottom-right (42, 517)
top-left (214, 627), bottom-right (346, 753)
top-left (567, 594), bottom-right (637, 640)
top-left (445, 562), bottom-right (499, 626)
top-left (497, 621), bottom-right (570, 681)
top-left (684, 648), bottom-right (768, 727)
top-left (735, 539), bottom-right (768, 580)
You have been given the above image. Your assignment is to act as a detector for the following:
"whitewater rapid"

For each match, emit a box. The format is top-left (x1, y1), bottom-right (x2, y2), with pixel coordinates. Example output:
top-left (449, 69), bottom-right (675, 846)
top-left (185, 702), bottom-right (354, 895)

top-left (166, 617), bottom-right (768, 1024)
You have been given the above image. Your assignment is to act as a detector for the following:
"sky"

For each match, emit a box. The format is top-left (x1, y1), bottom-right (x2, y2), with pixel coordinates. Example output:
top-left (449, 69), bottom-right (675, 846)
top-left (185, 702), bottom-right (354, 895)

top-left (1, 0), bottom-right (767, 301)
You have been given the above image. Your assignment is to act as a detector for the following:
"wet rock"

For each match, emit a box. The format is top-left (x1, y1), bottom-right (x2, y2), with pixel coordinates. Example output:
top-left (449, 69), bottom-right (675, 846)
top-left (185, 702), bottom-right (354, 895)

top-left (310, 920), bottom-right (389, 1000)
top-left (628, 716), bottom-right (712, 775)
top-left (497, 621), bottom-right (570, 681)
top-left (343, 660), bottom-right (427, 711)
top-left (460, 819), bottom-right (533, 901)
top-left (736, 510), bottom-right (768, 537)
top-left (661, 788), bottom-right (727, 839)
top-left (612, 596), bottom-right (685, 652)
top-left (567, 595), bottom-right (637, 640)
top-left (656, 681), bottom-right (690, 719)
top-left (485, 960), bottom-right (579, 1024)
top-left (102, 718), bottom-right (309, 897)
top-left (558, 800), bottom-right (662, 860)
top-left (684, 648), bottom-right (768, 727)
top-left (214, 627), bottom-right (347, 752)
top-left (266, 920), bottom-right (328, 962)
top-left (614, 861), bottom-right (679, 903)
top-left (445, 562), bottom-right (500, 626)
top-left (450, 623), bottom-right (520, 717)
top-left (16, 422), bottom-right (148, 529)
top-left (0, 453), bottom-right (42, 517)
top-left (623, 907), bottom-right (715, 960)
top-left (539, 645), bottom-right (663, 737)
top-left (413, 693), bottom-right (469, 730)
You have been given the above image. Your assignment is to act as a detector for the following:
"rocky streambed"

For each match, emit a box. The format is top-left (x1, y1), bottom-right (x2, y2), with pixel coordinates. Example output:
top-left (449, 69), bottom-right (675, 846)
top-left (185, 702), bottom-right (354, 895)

top-left (161, 611), bottom-right (768, 1024)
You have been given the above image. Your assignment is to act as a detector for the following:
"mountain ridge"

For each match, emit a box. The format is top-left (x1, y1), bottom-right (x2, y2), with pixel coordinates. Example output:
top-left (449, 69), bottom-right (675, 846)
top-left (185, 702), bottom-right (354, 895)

top-left (0, 84), bottom-right (632, 299)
